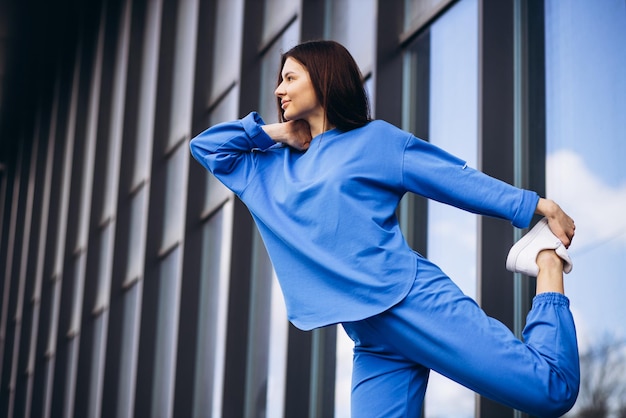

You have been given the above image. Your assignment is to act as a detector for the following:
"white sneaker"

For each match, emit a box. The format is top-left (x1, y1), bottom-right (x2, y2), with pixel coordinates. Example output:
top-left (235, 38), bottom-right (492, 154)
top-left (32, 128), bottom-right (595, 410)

top-left (506, 218), bottom-right (573, 277)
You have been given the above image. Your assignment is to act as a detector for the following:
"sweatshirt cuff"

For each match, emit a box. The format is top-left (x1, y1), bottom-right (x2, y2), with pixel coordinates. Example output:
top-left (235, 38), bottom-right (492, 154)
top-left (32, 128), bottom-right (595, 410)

top-left (512, 190), bottom-right (540, 229)
top-left (242, 112), bottom-right (276, 150)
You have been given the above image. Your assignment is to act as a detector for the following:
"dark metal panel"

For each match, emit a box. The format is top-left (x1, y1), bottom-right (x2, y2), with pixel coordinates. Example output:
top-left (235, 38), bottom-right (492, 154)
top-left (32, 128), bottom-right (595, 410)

top-left (508, 0), bottom-right (548, 347)
top-left (477, 0), bottom-right (515, 327)
top-left (374, 0), bottom-right (404, 127)
top-left (283, 327), bottom-right (342, 418)
top-left (478, 1), bottom-right (547, 414)
top-left (477, 0), bottom-right (518, 416)
top-left (50, 51), bottom-right (86, 418)
top-left (310, 327), bottom-right (337, 418)
top-left (190, 0), bottom-right (218, 137)
top-left (13, 112), bottom-right (48, 418)
top-left (477, 2), bottom-right (547, 417)
top-left (0, 165), bottom-right (9, 349)
top-left (32, 56), bottom-right (76, 418)
top-left (10, 123), bottom-right (40, 418)
top-left (30, 68), bottom-right (68, 418)
top-left (284, 325), bottom-right (313, 417)
top-left (0, 137), bottom-right (26, 417)
top-left (514, 0), bottom-right (547, 378)
top-left (238, 0), bottom-right (264, 116)
top-left (300, 0), bottom-right (326, 41)
top-left (526, 0), bottom-right (547, 199)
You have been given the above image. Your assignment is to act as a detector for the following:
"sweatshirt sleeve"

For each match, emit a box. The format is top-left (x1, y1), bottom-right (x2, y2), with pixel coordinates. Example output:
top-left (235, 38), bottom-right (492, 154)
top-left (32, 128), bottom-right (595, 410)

top-left (189, 112), bottom-right (276, 195)
top-left (401, 135), bottom-right (539, 229)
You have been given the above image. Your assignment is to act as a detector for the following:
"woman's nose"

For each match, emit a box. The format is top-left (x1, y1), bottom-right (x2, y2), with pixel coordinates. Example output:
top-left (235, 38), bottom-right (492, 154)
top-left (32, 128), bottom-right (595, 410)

top-left (275, 82), bottom-right (285, 97)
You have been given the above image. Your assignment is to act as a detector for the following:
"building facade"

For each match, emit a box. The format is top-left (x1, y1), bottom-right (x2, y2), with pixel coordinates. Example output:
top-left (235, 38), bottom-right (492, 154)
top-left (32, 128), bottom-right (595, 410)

top-left (1, 0), bottom-right (625, 417)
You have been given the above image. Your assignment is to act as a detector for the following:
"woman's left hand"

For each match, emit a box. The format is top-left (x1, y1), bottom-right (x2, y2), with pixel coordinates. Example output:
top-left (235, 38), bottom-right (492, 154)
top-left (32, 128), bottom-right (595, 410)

top-left (535, 198), bottom-right (575, 248)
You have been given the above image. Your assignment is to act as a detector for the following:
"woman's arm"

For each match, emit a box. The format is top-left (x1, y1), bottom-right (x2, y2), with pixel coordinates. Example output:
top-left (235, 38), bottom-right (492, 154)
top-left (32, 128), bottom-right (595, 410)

top-left (189, 112), bottom-right (275, 194)
top-left (535, 198), bottom-right (576, 248)
top-left (401, 134), bottom-right (539, 229)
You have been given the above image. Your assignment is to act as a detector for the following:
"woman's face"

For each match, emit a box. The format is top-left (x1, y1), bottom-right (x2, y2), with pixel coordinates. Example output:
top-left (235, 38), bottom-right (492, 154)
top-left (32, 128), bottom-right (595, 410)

top-left (275, 57), bottom-right (323, 124)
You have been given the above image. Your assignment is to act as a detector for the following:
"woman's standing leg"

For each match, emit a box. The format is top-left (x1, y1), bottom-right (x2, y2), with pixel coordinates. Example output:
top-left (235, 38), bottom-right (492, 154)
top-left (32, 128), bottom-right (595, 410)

top-left (341, 320), bottom-right (430, 418)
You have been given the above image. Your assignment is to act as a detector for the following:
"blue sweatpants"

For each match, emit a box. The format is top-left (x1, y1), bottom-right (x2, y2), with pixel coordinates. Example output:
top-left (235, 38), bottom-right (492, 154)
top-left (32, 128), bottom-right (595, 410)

top-left (342, 257), bottom-right (580, 418)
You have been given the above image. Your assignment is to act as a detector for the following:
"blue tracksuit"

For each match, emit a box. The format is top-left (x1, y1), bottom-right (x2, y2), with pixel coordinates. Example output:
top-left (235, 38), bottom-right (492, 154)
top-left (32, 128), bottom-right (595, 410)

top-left (190, 112), bottom-right (579, 417)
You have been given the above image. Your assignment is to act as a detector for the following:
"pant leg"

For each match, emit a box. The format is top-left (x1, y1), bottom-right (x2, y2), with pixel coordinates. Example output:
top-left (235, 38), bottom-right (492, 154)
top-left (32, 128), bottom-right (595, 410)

top-left (346, 257), bottom-right (579, 418)
top-left (342, 322), bottom-right (430, 418)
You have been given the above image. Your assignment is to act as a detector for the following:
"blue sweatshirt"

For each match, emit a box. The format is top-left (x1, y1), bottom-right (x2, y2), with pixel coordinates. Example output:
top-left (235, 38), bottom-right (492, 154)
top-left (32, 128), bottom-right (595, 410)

top-left (190, 112), bottom-right (539, 330)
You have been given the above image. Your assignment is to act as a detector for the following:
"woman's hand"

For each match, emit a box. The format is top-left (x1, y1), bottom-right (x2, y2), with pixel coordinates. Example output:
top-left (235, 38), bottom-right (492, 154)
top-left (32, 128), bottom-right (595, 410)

top-left (261, 120), bottom-right (312, 151)
top-left (535, 198), bottom-right (575, 248)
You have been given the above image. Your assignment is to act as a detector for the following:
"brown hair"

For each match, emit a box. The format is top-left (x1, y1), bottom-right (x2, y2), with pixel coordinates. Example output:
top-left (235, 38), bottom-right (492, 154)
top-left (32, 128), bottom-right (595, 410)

top-left (277, 40), bottom-right (371, 132)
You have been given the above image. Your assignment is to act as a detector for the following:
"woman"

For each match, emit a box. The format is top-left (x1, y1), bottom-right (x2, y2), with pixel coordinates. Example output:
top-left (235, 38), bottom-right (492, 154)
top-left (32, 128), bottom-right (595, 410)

top-left (190, 40), bottom-right (579, 417)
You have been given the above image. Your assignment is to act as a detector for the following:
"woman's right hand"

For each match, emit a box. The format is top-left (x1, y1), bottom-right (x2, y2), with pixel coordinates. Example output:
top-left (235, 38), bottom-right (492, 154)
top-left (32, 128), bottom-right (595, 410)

top-left (262, 120), bottom-right (312, 151)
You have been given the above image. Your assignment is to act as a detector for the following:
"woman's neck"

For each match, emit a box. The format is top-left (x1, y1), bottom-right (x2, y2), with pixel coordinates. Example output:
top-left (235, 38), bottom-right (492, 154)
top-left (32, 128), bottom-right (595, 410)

top-left (308, 115), bottom-right (335, 137)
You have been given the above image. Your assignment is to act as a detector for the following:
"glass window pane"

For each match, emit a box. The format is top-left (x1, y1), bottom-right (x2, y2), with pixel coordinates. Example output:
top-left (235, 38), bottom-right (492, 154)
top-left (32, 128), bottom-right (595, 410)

top-left (94, 223), bottom-right (114, 311)
top-left (334, 327), bottom-right (352, 418)
top-left (162, 144), bottom-right (189, 249)
top-left (87, 314), bottom-right (108, 417)
top-left (102, 0), bottom-right (131, 220)
top-left (204, 87), bottom-right (238, 214)
top-left (259, 23), bottom-right (300, 122)
top-left (245, 228), bottom-right (275, 414)
top-left (131, 0), bottom-right (162, 188)
top-left (168, 0), bottom-right (199, 149)
top-left (126, 186), bottom-right (148, 281)
top-left (152, 246), bottom-right (182, 416)
top-left (117, 282), bottom-right (142, 418)
top-left (404, 0), bottom-right (454, 32)
top-left (211, 0), bottom-right (244, 102)
top-left (544, 1), bottom-right (626, 416)
top-left (193, 201), bottom-right (233, 416)
top-left (266, 271), bottom-right (288, 418)
top-left (69, 255), bottom-right (86, 334)
top-left (325, 0), bottom-right (376, 73)
top-left (427, 0), bottom-right (478, 301)
top-left (263, 0), bottom-right (299, 45)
